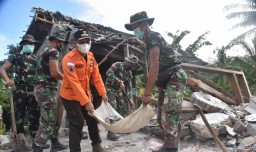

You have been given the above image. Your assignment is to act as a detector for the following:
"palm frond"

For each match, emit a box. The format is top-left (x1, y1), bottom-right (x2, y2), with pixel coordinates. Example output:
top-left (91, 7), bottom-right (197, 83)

top-left (226, 11), bottom-right (256, 21)
top-left (224, 2), bottom-right (256, 11)
top-left (185, 31), bottom-right (212, 54)
top-left (238, 41), bottom-right (255, 56)
top-left (229, 27), bottom-right (256, 43)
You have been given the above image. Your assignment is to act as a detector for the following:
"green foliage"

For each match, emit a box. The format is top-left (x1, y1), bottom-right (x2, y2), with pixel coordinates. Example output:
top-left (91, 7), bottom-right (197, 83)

top-left (0, 80), bottom-right (8, 135)
top-left (0, 80), bottom-right (9, 110)
top-left (185, 31), bottom-right (212, 55)
top-left (6, 44), bottom-right (19, 56)
top-left (166, 30), bottom-right (212, 55)
top-left (0, 120), bottom-right (7, 135)
top-left (208, 40), bottom-right (256, 95)
top-left (167, 30), bottom-right (191, 49)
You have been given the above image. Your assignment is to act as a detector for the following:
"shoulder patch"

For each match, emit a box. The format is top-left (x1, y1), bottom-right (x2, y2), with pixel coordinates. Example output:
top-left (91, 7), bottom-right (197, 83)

top-left (67, 61), bottom-right (75, 72)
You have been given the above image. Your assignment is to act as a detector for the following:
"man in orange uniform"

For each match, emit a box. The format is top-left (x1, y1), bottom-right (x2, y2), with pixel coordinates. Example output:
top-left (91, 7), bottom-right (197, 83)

top-left (60, 29), bottom-right (108, 152)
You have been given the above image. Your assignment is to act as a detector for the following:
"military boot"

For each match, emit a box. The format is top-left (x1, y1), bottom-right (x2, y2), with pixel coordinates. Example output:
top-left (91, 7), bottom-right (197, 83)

top-left (50, 138), bottom-right (68, 152)
top-left (152, 146), bottom-right (178, 152)
top-left (42, 143), bottom-right (50, 149)
top-left (107, 131), bottom-right (119, 141)
top-left (32, 143), bottom-right (43, 152)
top-left (81, 131), bottom-right (88, 140)
top-left (92, 143), bottom-right (106, 152)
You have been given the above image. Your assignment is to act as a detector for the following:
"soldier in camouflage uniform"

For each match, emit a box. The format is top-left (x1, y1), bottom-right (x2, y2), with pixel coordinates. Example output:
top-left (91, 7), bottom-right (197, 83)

top-left (32, 30), bottom-right (68, 152)
top-left (125, 11), bottom-right (187, 152)
top-left (105, 55), bottom-right (139, 141)
top-left (0, 34), bottom-right (40, 145)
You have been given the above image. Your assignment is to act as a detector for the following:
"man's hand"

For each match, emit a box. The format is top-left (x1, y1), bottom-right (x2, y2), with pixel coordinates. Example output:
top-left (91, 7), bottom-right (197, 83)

top-left (6, 79), bottom-right (15, 88)
top-left (85, 102), bottom-right (94, 115)
top-left (119, 82), bottom-right (125, 91)
top-left (130, 100), bottom-right (135, 109)
top-left (141, 95), bottom-right (152, 106)
top-left (102, 94), bottom-right (108, 102)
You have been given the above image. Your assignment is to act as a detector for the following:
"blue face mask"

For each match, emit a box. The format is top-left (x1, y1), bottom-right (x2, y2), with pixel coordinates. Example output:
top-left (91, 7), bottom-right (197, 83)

top-left (22, 44), bottom-right (34, 54)
top-left (133, 27), bottom-right (144, 39)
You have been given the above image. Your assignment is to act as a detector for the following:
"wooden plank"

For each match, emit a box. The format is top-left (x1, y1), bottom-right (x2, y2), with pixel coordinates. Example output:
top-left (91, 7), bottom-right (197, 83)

top-left (187, 78), bottom-right (237, 105)
top-left (236, 73), bottom-right (251, 103)
top-left (228, 73), bottom-right (244, 105)
top-left (186, 70), bottom-right (234, 99)
top-left (181, 63), bottom-right (243, 75)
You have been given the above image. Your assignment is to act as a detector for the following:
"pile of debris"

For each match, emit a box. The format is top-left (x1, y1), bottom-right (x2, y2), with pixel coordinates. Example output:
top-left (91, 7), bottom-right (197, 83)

top-left (142, 92), bottom-right (256, 152)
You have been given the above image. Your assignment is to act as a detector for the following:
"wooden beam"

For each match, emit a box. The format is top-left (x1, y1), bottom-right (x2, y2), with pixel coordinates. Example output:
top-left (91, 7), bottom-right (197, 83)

top-left (228, 73), bottom-right (244, 105)
top-left (236, 73), bottom-right (251, 102)
top-left (186, 70), bottom-right (234, 99)
top-left (187, 78), bottom-right (237, 105)
top-left (182, 63), bottom-right (252, 105)
top-left (181, 63), bottom-right (243, 75)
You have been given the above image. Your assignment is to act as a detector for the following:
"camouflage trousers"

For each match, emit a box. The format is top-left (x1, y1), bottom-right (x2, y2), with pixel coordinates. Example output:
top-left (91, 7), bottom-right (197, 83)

top-left (13, 85), bottom-right (40, 139)
top-left (106, 88), bottom-right (129, 117)
top-left (33, 84), bottom-right (59, 146)
top-left (156, 69), bottom-right (187, 149)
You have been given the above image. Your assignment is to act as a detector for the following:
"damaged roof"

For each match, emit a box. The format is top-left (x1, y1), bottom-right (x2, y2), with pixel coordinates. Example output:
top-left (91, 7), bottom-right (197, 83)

top-left (24, 7), bottom-right (208, 65)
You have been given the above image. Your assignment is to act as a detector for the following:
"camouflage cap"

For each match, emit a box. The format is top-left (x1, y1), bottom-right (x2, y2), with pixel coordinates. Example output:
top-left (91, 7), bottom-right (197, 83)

top-left (73, 29), bottom-right (91, 41)
top-left (125, 11), bottom-right (155, 31)
top-left (48, 29), bottom-right (69, 44)
top-left (19, 34), bottom-right (37, 45)
top-left (125, 55), bottom-right (139, 64)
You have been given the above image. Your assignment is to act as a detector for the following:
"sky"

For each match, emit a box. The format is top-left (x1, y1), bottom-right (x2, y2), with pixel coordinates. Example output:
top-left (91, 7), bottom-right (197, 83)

top-left (0, 0), bottom-right (252, 62)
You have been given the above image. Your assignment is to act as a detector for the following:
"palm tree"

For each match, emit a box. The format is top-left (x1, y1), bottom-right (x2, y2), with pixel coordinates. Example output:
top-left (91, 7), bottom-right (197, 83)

top-left (185, 31), bottom-right (212, 55)
top-left (237, 36), bottom-right (256, 64)
top-left (166, 30), bottom-right (212, 56)
top-left (228, 36), bottom-right (256, 93)
top-left (166, 30), bottom-right (190, 49)
top-left (224, 0), bottom-right (256, 42)
top-left (208, 45), bottom-right (236, 91)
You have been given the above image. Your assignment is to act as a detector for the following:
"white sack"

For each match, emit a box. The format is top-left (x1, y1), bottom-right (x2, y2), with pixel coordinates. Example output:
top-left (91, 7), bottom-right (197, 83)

top-left (93, 102), bottom-right (154, 133)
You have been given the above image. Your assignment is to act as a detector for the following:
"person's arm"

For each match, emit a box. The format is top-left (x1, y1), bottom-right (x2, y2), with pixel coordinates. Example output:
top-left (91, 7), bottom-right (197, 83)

top-left (141, 47), bottom-right (159, 105)
top-left (90, 53), bottom-right (107, 101)
top-left (49, 59), bottom-right (63, 80)
top-left (144, 47), bottom-right (159, 95)
top-left (47, 49), bottom-right (63, 80)
top-left (0, 61), bottom-right (14, 87)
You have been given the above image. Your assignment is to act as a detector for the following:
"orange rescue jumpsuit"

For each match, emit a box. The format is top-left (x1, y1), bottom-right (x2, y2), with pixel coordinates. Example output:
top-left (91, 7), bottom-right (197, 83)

top-left (60, 48), bottom-right (106, 105)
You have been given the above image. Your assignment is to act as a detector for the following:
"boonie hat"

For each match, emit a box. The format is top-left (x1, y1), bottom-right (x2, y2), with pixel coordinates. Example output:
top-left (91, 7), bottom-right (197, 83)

top-left (125, 11), bottom-right (155, 31)
top-left (19, 34), bottom-right (37, 45)
top-left (125, 55), bottom-right (139, 64)
top-left (48, 29), bottom-right (69, 44)
top-left (73, 29), bottom-right (91, 41)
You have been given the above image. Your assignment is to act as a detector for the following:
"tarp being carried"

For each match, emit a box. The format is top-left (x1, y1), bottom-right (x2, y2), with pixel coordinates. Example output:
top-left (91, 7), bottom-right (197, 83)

top-left (93, 102), bottom-right (154, 133)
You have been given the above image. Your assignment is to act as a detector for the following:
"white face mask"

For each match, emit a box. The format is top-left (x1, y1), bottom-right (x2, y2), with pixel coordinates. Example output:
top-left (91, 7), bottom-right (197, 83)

top-left (77, 43), bottom-right (91, 54)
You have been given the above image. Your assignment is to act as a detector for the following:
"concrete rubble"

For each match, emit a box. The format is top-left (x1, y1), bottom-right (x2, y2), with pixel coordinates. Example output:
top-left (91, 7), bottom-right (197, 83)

top-left (1, 93), bottom-right (256, 152)
top-left (141, 91), bottom-right (256, 152)
top-left (186, 92), bottom-right (256, 151)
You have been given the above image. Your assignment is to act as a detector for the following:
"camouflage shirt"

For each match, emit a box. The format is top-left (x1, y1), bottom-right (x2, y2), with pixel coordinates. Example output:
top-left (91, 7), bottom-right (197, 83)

top-left (146, 31), bottom-right (181, 72)
top-left (36, 47), bottom-right (59, 88)
top-left (8, 53), bottom-right (38, 86)
top-left (105, 62), bottom-right (132, 93)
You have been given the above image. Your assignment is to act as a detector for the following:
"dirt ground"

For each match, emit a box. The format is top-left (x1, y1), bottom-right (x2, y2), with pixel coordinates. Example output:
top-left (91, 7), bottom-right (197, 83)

top-left (0, 123), bottom-right (234, 152)
top-left (39, 124), bottom-right (227, 152)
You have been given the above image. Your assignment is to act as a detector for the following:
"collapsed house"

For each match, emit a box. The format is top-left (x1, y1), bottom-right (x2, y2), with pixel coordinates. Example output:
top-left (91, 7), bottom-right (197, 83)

top-left (26, 7), bottom-right (207, 77)
top-left (24, 7), bottom-right (207, 105)
top-left (1, 7), bottom-right (256, 152)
